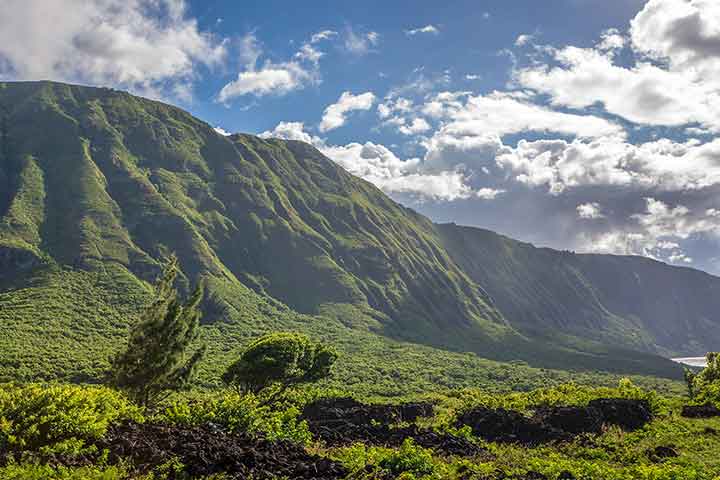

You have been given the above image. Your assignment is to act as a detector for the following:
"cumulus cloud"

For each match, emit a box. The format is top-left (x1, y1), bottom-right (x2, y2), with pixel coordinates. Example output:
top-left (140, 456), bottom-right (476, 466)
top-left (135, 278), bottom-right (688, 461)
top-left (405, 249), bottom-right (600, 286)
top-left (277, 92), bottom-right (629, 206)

top-left (217, 29), bottom-right (338, 102)
top-left (598, 28), bottom-right (626, 52)
top-left (398, 118), bottom-right (431, 136)
top-left (319, 91), bottom-right (376, 132)
top-left (516, 46), bottom-right (720, 130)
top-left (631, 0), bottom-right (720, 81)
top-left (259, 121), bottom-right (325, 145)
top-left (581, 198), bottom-right (720, 264)
top-left (577, 202), bottom-right (605, 219)
top-left (378, 97), bottom-right (414, 119)
top-left (514, 1), bottom-right (720, 132)
top-left (422, 91), bottom-right (625, 140)
top-left (214, 126), bottom-right (232, 136)
top-left (405, 25), bottom-right (440, 36)
top-left (0, 0), bottom-right (226, 99)
top-left (259, 121), bottom-right (492, 201)
top-left (477, 188), bottom-right (505, 200)
top-left (218, 63), bottom-right (314, 100)
top-left (496, 136), bottom-right (720, 194)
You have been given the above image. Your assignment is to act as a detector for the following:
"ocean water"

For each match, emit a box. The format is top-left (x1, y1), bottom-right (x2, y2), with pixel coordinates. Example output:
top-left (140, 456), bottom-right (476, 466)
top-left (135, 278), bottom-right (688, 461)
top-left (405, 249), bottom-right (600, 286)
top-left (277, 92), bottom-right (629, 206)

top-left (672, 357), bottom-right (708, 367)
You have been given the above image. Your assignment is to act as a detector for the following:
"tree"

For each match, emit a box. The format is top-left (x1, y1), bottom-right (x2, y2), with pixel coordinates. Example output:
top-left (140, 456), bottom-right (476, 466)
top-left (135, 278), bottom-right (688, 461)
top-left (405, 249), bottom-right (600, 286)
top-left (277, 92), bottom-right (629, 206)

top-left (685, 352), bottom-right (720, 402)
top-left (222, 332), bottom-right (338, 398)
top-left (109, 255), bottom-right (205, 407)
top-left (684, 368), bottom-right (697, 398)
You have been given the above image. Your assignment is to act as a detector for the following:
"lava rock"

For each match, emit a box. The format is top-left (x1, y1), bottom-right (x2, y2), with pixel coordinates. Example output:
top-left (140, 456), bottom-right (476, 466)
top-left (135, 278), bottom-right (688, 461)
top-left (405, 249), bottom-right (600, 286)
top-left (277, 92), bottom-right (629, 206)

top-left (97, 421), bottom-right (347, 480)
top-left (682, 404), bottom-right (720, 418)
top-left (455, 407), bottom-right (568, 445)
top-left (648, 445), bottom-right (679, 462)
top-left (536, 405), bottom-right (604, 435)
top-left (587, 398), bottom-right (652, 431)
top-left (397, 402), bottom-right (435, 422)
top-left (302, 397), bottom-right (480, 456)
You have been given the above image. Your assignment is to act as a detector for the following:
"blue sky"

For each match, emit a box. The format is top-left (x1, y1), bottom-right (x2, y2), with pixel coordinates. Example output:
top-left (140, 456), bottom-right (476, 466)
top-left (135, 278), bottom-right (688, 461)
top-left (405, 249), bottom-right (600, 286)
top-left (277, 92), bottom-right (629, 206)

top-left (2, 0), bottom-right (720, 274)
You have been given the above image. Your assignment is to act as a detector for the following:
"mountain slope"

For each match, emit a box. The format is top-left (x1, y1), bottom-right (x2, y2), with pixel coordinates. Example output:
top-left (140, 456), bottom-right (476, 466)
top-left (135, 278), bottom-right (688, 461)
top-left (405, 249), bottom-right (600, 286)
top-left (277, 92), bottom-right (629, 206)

top-left (0, 81), bottom-right (693, 382)
top-left (438, 224), bottom-right (720, 357)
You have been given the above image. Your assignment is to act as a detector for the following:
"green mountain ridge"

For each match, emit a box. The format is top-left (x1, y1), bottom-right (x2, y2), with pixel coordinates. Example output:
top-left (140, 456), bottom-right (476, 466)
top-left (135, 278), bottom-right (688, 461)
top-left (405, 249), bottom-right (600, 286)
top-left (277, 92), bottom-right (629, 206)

top-left (0, 80), bottom-right (713, 385)
top-left (438, 224), bottom-right (720, 358)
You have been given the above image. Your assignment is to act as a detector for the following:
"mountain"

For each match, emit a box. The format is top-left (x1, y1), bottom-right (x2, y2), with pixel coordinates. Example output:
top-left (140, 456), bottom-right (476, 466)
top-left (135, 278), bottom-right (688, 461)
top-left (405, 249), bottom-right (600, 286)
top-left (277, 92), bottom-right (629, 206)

top-left (438, 224), bottom-right (720, 357)
top-left (0, 81), bottom-right (708, 385)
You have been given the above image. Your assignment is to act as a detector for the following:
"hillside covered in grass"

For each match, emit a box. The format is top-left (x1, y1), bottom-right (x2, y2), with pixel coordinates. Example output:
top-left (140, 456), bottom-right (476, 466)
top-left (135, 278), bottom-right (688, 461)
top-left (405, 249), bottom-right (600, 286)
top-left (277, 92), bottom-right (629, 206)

top-left (2, 80), bottom-right (718, 386)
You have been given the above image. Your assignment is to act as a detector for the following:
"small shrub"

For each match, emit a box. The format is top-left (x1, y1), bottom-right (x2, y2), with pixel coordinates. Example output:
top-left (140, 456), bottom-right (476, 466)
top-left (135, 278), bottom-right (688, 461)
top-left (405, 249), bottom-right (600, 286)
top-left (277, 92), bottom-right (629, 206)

top-left (0, 383), bottom-right (141, 454)
top-left (0, 462), bottom-right (131, 480)
top-left (379, 439), bottom-right (439, 478)
top-left (160, 391), bottom-right (311, 444)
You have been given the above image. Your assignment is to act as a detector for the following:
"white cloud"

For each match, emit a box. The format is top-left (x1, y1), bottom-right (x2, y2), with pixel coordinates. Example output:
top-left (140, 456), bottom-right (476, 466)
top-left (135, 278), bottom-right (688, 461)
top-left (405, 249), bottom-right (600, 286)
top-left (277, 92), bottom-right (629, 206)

top-left (581, 198), bottom-right (720, 264)
top-left (378, 97), bottom-right (414, 119)
top-left (516, 46), bottom-right (720, 131)
top-left (515, 1), bottom-right (720, 132)
top-left (496, 136), bottom-right (720, 194)
top-left (259, 121), bottom-right (324, 145)
top-left (465, 74), bottom-right (482, 80)
top-left (477, 188), bottom-right (505, 200)
top-left (0, 0), bottom-right (226, 99)
top-left (321, 142), bottom-right (477, 201)
top-left (631, 0), bottom-right (720, 82)
top-left (405, 25), bottom-right (440, 36)
top-left (344, 28), bottom-right (380, 55)
top-left (310, 30), bottom-right (338, 44)
top-left (577, 202), bottom-right (605, 219)
top-left (398, 118), bottom-right (431, 135)
top-left (218, 64), bottom-right (312, 100)
top-left (214, 126), bottom-right (231, 136)
top-left (319, 91), bottom-right (376, 132)
top-left (598, 28), bottom-right (626, 52)
top-left (515, 34), bottom-right (535, 47)
top-left (259, 122), bottom-right (489, 201)
top-left (217, 32), bottom-right (324, 101)
top-left (422, 91), bottom-right (625, 141)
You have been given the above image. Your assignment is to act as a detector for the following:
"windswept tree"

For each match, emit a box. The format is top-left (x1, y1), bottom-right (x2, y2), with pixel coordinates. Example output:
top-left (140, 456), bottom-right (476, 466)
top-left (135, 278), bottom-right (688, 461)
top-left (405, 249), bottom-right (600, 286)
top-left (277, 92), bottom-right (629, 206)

top-left (109, 255), bottom-right (205, 407)
top-left (222, 332), bottom-right (338, 398)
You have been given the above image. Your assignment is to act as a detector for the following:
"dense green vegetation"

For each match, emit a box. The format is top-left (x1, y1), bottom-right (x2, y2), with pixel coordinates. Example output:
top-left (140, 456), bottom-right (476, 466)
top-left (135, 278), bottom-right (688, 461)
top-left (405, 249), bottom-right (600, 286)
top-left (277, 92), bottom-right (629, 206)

top-left (0, 80), bottom-right (709, 385)
top-left (3, 80), bottom-right (720, 477)
top-left (1, 379), bottom-right (719, 479)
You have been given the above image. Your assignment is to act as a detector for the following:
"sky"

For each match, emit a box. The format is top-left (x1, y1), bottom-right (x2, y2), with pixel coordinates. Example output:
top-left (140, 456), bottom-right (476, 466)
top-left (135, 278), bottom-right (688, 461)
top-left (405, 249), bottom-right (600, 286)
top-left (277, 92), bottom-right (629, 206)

top-left (2, 0), bottom-right (720, 274)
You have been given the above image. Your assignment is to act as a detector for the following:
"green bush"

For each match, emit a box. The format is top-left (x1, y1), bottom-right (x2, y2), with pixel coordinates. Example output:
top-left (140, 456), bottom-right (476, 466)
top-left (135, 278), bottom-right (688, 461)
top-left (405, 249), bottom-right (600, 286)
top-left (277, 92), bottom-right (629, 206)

top-left (451, 378), bottom-right (662, 416)
top-left (379, 439), bottom-right (441, 478)
top-left (333, 439), bottom-right (449, 480)
top-left (160, 391), bottom-right (311, 444)
top-left (0, 384), bottom-right (142, 454)
top-left (688, 353), bottom-right (720, 407)
top-left (0, 462), bottom-right (131, 480)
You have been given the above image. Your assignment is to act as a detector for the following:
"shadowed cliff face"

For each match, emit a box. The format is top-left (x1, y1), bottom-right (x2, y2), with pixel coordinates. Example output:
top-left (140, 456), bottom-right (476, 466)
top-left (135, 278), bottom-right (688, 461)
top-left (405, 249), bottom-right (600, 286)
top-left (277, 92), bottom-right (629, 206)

top-left (437, 223), bottom-right (720, 357)
top-left (0, 80), bottom-right (697, 380)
